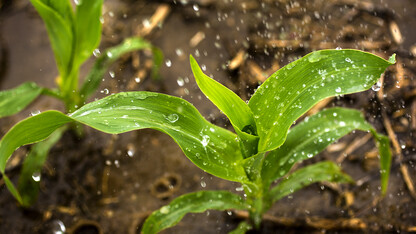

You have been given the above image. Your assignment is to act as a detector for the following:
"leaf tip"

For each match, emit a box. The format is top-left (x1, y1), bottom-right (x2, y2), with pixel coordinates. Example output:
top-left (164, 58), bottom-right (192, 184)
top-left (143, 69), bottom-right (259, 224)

top-left (388, 54), bottom-right (396, 64)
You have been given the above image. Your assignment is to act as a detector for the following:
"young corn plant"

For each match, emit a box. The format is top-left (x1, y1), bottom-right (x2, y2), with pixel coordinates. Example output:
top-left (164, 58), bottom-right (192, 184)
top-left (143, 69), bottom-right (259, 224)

top-left (0, 0), bottom-right (161, 206)
top-left (0, 49), bottom-right (393, 231)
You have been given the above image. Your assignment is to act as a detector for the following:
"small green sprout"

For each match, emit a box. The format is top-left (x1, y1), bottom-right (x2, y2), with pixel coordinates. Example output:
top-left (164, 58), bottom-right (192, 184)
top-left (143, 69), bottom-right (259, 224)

top-left (0, 0), bottom-right (161, 206)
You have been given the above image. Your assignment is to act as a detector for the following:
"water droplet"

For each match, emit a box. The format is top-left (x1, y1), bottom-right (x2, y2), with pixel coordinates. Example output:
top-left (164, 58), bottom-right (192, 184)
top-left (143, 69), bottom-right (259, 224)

top-left (372, 81), bottom-right (381, 91)
top-left (307, 153), bottom-right (313, 158)
top-left (165, 59), bottom-right (172, 67)
top-left (100, 88), bottom-right (110, 94)
top-left (51, 220), bottom-right (66, 234)
top-left (106, 51), bottom-right (113, 58)
top-left (339, 121), bottom-right (346, 127)
top-left (201, 135), bottom-right (210, 147)
top-left (109, 71), bottom-right (115, 78)
top-left (32, 172), bottom-right (41, 182)
top-left (142, 19), bottom-right (151, 28)
top-left (401, 144), bottom-right (406, 149)
top-left (200, 181), bottom-right (206, 188)
top-left (114, 160), bottom-right (120, 168)
top-left (160, 206), bottom-right (170, 214)
top-left (31, 110), bottom-right (41, 116)
top-left (134, 77), bottom-right (141, 83)
top-left (336, 46), bottom-right (342, 50)
top-left (105, 160), bottom-right (112, 166)
top-left (235, 186), bottom-right (244, 191)
top-left (165, 114), bottom-right (179, 123)
top-left (93, 48), bottom-right (101, 57)
top-left (335, 87), bottom-right (342, 93)
top-left (73, 0), bottom-right (81, 5)
top-left (177, 77), bottom-right (185, 86)
top-left (193, 4), bottom-right (199, 11)
top-left (175, 48), bottom-right (184, 57)
top-left (345, 57), bottom-right (352, 63)
top-left (201, 64), bottom-right (207, 71)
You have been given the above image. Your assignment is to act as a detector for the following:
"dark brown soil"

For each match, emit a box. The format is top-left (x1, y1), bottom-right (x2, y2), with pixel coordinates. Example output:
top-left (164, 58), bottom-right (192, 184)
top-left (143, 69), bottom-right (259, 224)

top-left (0, 0), bottom-right (415, 233)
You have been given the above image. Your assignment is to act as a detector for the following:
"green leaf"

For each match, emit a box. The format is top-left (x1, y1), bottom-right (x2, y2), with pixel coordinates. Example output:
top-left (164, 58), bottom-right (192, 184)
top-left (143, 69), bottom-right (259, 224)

top-left (73, 0), bottom-right (103, 68)
top-left (17, 127), bottom-right (65, 206)
top-left (0, 92), bottom-right (248, 204)
top-left (0, 111), bottom-right (73, 204)
top-left (80, 37), bottom-right (154, 99)
top-left (373, 133), bottom-right (392, 194)
top-left (248, 49), bottom-right (395, 152)
top-left (142, 190), bottom-right (248, 234)
top-left (190, 55), bottom-right (256, 135)
top-left (269, 161), bottom-right (353, 203)
top-left (190, 55), bottom-right (259, 158)
top-left (261, 107), bottom-right (391, 193)
top-left (0, 82), bottom-right (43, 118)
top-left (30, 0), bottom-right (74, 78)
top-left (229, 221), bottom-right (253, 234)
top-left (71, 92), bottom-right (246, 182)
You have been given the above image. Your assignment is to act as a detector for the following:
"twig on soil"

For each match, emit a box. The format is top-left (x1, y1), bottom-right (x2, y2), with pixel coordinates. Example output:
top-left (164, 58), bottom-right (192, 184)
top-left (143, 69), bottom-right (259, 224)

top-left (389, 21), bottom-right (403, 45)
top-left (189, 31), bottom-right (206, 47)
top-left (136, 4), bottom-right (170, 37)
top-left (336, 133), bottom-right (372, 164)
top-left (228, 50), bottom-right (246, 70)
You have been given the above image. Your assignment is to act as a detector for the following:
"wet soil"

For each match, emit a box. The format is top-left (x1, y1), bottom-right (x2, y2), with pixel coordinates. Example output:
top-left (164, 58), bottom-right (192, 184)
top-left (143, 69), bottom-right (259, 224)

top-left (0, 0), bottom-right (415, 233)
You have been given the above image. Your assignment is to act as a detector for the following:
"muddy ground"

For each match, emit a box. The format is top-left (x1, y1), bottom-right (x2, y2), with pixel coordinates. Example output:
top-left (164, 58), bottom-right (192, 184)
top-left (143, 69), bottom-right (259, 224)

top-left (0, 0), bottom-right (415, 233)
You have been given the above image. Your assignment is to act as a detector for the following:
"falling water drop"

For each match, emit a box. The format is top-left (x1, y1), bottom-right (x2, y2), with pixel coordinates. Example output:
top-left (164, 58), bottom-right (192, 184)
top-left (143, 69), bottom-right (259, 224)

top-left (93, 48), bottom-right (101, 57)
top-left (193, 4), bottom-right (199, 11)
top-left (32, 172), bottom-right (41, 182)
top-left (109, 71), bottom-right (115, 78)
top-left (165, 59), bottom-right (172, 67)
top-left (134, 77), bottom-right (141, 83)
top-left (51, 220), bottom-right (66, 234)
top-left (372, 81), bottom-right (381, 91)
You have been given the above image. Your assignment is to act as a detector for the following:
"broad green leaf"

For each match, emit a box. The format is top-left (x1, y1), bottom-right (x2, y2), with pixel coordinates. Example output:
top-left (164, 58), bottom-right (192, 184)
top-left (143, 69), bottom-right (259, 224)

top-left (71, 92), bottom-right (246, 182)
top-left (30, 0), bottom-right (74, 78)
top-left (0, 82), bottom-right (43, 118)
top-left (73, 0), bottom-right (103, 68)
top-left (141, 190), bottom-right (248, 234)
top-left (229, 221), bottom-right (253, 234)
top-left (269, 161), bottom-right (353, 203)
top-left (80, 37), bottom-right (154, 99)
top-left (190, 56), bottom-right (259, 158)
top-left (261, 107), bottom-right (392, 193)
top-left (0, 92), bottom-right (248, 204)
top-left (248, 49), bottom-right (395, 152)
top-left (18, 127), bottom-right (65, 206)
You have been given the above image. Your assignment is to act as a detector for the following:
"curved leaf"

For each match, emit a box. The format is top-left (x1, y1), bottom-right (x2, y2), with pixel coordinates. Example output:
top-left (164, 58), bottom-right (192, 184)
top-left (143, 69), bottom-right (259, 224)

top-left (190, 55), bottom-right (259, 158)
top-left (261, 107), bottom-right (391, 193)
top-left (141, 190), bottom-right (248, 234)
top-left (71, 92), bottom-right (246, 182)
top-left (80, 37), bottom-right (155, 99)
top-left (30, 0), bottom-right (74, 78)
top-left (270, 161), bottom-right (353, 203)
top-left (0, 92), bottom-right (248, 204)
top-left (229, 221), bottom-right (253, 234)
top-left (0, 82), bottom-right (43, 118)
top-left (248, 49), bottom-right (395, 152)
top-left (74, 0), bottom-right (103, 68)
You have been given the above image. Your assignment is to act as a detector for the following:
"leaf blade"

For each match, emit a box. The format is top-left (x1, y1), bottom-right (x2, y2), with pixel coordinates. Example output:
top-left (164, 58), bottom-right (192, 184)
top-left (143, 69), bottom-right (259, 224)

top-left (142, 190), bottom-right (247, 234)
top-left (0, 82), bottom-right (43, 118)
top-left (30, 0), bottom-right (74, 78)
top-left (270, 161), bottom-right (353, 203)
top-left (249, 49), bottom-right (395, 152)
top-left (261, 107), bottom-right (392, 194)
top-left (80, 37), bottom-right (154, 99)
top-left (73, 0), bottom-right (103, 67)
top-left (71, 92), bottom-right (247, 182)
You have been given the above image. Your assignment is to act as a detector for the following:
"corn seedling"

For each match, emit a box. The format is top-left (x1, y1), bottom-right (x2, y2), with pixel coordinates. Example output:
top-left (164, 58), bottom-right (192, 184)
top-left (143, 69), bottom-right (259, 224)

top-left (0, 0), bottom-right (161, 206)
